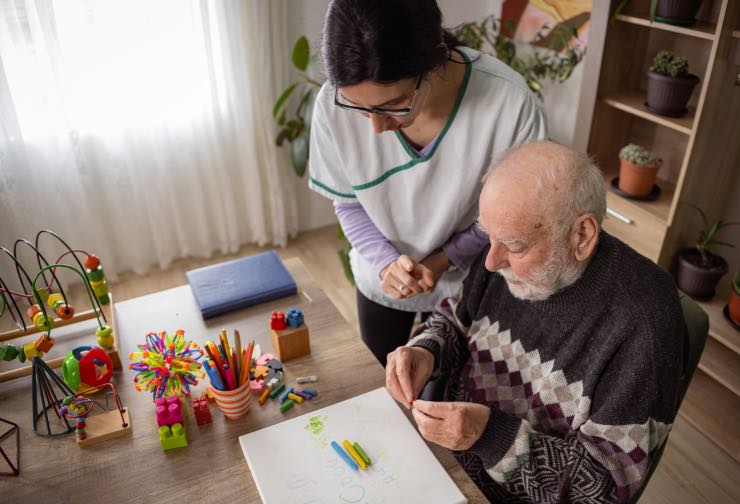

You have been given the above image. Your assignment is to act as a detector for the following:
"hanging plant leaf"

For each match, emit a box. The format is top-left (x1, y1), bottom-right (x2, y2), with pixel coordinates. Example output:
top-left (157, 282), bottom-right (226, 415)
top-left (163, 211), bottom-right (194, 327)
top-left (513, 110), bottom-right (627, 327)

top-left (292, 36), bottom-right (310, 72)
top-left (273, 82), bottom-right (298, 118)
top-left (290, 132), bottom-right (309, 177)
top-left (337, 242), bottom-right (355, 286)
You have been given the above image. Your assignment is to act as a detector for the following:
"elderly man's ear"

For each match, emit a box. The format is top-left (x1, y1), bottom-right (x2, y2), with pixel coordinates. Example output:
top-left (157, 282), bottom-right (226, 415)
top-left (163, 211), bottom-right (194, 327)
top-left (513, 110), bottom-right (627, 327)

top-left (571, 214), bottom-right (600, 262)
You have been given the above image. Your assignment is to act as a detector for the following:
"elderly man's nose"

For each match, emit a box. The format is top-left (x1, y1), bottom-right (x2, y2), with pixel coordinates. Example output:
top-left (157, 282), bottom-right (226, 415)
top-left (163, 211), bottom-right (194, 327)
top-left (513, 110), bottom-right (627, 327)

top-left (485, 244), bottom-right (509, 272)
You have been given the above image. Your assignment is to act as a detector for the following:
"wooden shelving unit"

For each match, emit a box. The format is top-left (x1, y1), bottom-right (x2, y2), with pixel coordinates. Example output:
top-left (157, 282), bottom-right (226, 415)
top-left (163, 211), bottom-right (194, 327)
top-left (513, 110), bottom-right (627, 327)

top-left (586, 0), bottom-right (740, 462)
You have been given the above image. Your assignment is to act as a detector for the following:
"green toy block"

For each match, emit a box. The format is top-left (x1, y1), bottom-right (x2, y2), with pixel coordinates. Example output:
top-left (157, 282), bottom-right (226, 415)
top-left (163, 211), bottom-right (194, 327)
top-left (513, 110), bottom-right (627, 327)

top-left (159, 423), bottom-right (188, 451)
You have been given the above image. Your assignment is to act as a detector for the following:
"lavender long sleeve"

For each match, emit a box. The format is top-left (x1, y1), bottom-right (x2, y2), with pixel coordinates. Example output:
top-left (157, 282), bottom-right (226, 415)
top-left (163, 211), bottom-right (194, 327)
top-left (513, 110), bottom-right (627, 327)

top-left (334, 202), bottom-right (400, 275)
top-left (334, 202), bottom-right (488, 275)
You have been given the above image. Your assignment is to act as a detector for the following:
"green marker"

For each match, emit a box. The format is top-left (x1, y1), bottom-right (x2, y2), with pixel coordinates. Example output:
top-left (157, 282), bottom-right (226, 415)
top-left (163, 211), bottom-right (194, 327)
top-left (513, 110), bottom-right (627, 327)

top-left (353, 441), bottom-right (371, 465)
top-left (279, 399), bottom-right (295, 413)
top-left (269, 383), bottom-right (286, 399)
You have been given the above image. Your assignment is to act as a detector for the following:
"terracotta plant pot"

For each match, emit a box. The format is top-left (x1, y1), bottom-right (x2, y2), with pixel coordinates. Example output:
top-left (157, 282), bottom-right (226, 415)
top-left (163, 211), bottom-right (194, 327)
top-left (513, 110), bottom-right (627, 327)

top-left (730, 290), bottom-right (740, 325)
top-left (655, 0), bottom-right (704, 26)
top-left (646, 71), bottom-right (699, 117)
top-left (676, 248), bottom-right (728, 299)
top-left (618, 158), bottom-right (660, 197)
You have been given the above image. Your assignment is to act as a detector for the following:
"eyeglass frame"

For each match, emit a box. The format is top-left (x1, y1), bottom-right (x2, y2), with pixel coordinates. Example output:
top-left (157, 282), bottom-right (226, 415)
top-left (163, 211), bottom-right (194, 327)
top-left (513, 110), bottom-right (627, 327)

top-left (333, 74), bottom-right (424, 117)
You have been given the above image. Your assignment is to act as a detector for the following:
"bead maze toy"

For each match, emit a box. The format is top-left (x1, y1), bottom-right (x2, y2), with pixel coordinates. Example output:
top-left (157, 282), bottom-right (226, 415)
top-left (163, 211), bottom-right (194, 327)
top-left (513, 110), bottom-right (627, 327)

top-left (129, 330), bottom-right (204, 399)
top-left (56, 382), bottom-right (131, 448)
top-left (0, 230), bottom-right (121, 383)
top-left (270, 308), bottom-right (310, 361)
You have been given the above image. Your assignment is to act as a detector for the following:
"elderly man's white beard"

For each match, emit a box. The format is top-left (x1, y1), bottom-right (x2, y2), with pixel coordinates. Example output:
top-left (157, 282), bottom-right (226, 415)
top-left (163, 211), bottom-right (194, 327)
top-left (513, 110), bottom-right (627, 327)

top-left (497, 239), bottom-right (586, 301)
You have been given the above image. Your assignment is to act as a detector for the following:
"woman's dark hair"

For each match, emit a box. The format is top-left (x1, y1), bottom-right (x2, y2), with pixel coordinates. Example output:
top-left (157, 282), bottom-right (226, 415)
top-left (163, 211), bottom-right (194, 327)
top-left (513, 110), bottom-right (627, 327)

top-left (322, 0), bottom-right (461, 86)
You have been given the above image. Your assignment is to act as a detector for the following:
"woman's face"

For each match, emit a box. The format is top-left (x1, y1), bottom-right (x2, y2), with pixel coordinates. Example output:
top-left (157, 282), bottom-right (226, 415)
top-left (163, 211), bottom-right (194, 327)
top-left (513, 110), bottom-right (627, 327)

top-left (336, 76), bottom-right (428, 134)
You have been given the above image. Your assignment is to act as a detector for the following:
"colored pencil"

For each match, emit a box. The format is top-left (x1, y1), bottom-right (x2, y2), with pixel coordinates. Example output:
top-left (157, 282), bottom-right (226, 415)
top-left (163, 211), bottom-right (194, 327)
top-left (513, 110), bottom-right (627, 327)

top-left (234, 329), bottom-right (243, 383)
top-left (331, 441), bottom-right (358, 471)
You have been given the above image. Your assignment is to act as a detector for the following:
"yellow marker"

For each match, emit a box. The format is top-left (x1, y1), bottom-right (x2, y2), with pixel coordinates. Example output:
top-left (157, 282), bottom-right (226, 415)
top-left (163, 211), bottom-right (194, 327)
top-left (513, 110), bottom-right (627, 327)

top-left (342, 439), bottom-right (367, 469)
top-left (287, 392), bottom-right (304, 404)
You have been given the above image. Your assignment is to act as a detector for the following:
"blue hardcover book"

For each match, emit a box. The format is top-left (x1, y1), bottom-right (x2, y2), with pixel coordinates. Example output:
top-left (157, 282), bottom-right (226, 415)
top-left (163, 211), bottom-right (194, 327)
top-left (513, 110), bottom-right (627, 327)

top-left (186, 251), bottom-right (297, 319)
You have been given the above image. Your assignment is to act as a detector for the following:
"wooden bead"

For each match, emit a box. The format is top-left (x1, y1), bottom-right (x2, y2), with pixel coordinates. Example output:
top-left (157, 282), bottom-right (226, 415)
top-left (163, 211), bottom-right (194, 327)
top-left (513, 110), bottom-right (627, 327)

top-left (91, 280), bottom-right (108, 297)
top-left (23, 341), bottom-right (41, 359)
top-left (34, 335), bottom-right (55, 353)
top-left (56, 304), bottom-right (75, 319)
top-left (0, 344), bottom-right (18, 361)
top-left (47, 292), bottom-right (63, 309)
top-left (33, 312), bottom-right (53, 331)
top-left (52, 299), bottom-right (66, 311)
top-left (27, 304), bottom-right (41, 319)
top-left (84, 254), bottom-right (101, 270)
top-left (86, 267), bottom-right (104, 282)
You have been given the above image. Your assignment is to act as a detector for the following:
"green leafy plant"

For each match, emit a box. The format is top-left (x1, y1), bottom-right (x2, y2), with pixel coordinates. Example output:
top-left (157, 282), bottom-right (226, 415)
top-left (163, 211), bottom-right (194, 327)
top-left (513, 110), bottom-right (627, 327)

top-left (272, 36), bottom-right (323, 176)
top-left (336, 225), bottom-right (354, 285)
top-left (687, 203), bottom-right (740, 267)
top-left (619, 143), bottom-right (659, 166)
top-left (650, 50), bottom-right (690, 78)
top-left (453, 15), bottom-right (585, 97)
top-left (733, 271), bottom-right (740, 294)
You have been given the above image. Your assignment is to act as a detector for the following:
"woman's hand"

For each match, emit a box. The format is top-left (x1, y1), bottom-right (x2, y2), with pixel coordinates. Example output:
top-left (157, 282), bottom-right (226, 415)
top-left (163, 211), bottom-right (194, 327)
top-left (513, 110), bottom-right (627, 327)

top-left (386, 346), bottom-right (435, 408)
top-left (380, 251), bottom-right (450, 299)
top-left (411, 400), bottom-right (491, 451)
top-left (379, 255), bottom-right (426, 299)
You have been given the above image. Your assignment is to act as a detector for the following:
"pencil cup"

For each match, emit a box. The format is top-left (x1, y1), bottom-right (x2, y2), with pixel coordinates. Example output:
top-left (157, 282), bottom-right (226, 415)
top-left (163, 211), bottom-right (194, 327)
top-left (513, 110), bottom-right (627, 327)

top-left (209, 380), bottom-right (251, 419)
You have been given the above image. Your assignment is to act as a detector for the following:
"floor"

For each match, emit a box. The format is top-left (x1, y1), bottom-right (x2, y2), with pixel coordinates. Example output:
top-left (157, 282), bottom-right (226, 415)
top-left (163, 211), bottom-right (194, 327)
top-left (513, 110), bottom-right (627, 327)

top-left (5, 225), bottom-right (739, 502)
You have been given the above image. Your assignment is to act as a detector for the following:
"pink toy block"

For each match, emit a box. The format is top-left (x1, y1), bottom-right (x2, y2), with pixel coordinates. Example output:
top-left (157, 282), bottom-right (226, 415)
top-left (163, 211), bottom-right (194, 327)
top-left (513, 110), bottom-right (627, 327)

top-left (155, 396), bottom-right (184, 427)
top-left (270, 311), bottom-right (286, 330)
top-left (191, 395), bottom-right (212, 426)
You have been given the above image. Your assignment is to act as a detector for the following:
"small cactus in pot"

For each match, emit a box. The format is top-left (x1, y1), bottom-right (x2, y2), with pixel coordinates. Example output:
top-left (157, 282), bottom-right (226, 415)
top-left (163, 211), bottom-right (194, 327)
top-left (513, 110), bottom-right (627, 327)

top-left (618, 144), bottom-right (661, 197)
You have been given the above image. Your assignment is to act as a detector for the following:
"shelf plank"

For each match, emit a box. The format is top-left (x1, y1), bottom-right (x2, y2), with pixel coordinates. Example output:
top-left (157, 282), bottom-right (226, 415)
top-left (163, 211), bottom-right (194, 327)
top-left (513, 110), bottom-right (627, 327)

top-left (681, 369), bottom-right (740, 463)
top-left (733, 30), bottom-right (740, 39)
top-left (602, 166), bottom-right (676, 224)
top-left (694, 279), bottom-right (740, 355)
top-left (698, 337), bottom-right (740, 397)
top-left (601, 92), bottom-right (694, 135)
top-left (616, 14), bottom-right (717, 40)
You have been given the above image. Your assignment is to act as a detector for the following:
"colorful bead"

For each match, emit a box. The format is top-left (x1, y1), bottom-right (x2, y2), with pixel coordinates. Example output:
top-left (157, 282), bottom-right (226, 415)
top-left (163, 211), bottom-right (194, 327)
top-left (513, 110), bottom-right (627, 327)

top-left (56, 304), bottom-right (75, 319)
top-left (86, 267), bottom-right (104, 282)
top-left (34, 335), bottom-right (55, 353)
top-left (26, 304), bottom-right (41, 320)
top-left (33, 289), bottom-right (49, 305)
top-left (17, 346), bottom-right (26, 363)
top-left (96, 325), bottom-right (114, 349)
top-left (47, 292), bottom-right (63, 309)
top-left (90, 279), bottom-right (108, 298)
top-left (0, 344), bottom-right (19, 361)
top-left (33, 312), bottom-right (53, 331)
top-left (98, 294), bottom-right (110, 305)
top-left (23, 341), bottom-right (41, 359)
top-left (84, 254), bottom-right (101, 270)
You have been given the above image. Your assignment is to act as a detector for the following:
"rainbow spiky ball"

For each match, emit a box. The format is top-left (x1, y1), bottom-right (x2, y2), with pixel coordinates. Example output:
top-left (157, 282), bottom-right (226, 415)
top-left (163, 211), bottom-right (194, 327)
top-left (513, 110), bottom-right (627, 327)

top-left (129, 330), bottom-right (204, 399)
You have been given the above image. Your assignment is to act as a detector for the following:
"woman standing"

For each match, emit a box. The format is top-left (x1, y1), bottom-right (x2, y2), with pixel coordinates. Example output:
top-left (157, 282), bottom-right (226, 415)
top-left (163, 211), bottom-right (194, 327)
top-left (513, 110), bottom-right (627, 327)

top-left (309, 0), bottom-right (547, 366)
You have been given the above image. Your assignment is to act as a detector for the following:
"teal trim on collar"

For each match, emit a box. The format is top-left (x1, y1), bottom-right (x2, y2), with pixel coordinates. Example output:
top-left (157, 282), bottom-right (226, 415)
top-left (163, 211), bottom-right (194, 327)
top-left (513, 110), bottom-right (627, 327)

top-left (309, 176), bottom-right (356, 199)
top-left (351, 49), bottom-right (472, 192)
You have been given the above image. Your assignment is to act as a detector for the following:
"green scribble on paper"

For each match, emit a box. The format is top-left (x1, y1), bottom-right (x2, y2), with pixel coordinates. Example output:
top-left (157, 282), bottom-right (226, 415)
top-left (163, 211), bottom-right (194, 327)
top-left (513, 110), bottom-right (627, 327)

top-left (304, 415), bottom-right (327, 435)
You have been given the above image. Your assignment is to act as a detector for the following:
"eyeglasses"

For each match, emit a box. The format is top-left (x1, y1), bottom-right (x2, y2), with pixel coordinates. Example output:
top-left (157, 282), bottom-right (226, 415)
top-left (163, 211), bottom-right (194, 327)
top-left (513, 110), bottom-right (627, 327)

top-left (334, 74), bottom-right (423, 117)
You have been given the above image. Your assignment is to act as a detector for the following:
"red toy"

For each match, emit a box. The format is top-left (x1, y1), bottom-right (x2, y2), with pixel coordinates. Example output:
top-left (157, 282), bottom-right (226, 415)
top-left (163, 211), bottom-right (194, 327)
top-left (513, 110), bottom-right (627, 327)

top-left (270, 311), bottom-right (286, 330)
top-left (191, 394), bottom-right (212, 426)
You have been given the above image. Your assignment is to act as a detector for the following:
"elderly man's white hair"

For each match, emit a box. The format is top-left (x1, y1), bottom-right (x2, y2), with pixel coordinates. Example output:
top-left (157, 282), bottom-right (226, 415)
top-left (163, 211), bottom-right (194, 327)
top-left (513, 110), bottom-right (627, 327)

top-left (483, 141), bottom-right (606, 238)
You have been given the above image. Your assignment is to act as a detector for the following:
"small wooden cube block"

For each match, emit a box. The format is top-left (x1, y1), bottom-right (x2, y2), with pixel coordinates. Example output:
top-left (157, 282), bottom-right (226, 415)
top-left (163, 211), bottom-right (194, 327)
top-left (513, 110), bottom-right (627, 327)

top-left (270, 324), bottom-right (310, 361)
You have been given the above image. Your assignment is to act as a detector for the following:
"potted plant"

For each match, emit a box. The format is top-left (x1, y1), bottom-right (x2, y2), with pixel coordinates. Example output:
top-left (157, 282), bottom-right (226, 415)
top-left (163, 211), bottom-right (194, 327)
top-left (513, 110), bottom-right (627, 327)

top-left (646, 51), bottom-right (700, 117)
top-left (618, 144), bottom-right (661, 197)
top-left (611, 1), bottom-right (705, 27)
top-left (676, 205), bottom-right (739, 299)
top-left (729, 271), bottom-right (740, 326)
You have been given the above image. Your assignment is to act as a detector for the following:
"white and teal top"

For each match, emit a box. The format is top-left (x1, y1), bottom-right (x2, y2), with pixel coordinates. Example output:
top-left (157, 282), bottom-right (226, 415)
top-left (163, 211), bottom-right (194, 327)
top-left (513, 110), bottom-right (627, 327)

top-left (308, 47), bottom-right (547, 312)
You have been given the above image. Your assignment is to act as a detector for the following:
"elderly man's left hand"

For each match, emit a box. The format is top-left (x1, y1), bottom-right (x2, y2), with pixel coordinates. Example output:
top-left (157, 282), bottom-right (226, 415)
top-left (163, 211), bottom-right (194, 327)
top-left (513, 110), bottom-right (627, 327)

top-left (411, 400), bottom-right (491, 451)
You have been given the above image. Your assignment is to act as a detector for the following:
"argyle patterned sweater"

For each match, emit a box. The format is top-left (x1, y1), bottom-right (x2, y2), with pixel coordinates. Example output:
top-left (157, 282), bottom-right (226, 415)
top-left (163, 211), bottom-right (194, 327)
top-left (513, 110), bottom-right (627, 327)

top-left (409, 232), bottom-right (685, 503)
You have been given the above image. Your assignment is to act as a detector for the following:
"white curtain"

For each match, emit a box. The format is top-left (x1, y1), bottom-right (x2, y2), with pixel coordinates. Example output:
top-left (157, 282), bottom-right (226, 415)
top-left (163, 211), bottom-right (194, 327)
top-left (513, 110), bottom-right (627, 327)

top-left (0, 0), bottom-right (297, 282)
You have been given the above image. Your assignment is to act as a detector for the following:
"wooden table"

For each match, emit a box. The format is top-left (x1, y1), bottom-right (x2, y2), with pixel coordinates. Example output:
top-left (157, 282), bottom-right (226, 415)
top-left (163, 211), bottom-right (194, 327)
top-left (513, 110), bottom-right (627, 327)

top-left (0, 258), bottom-right (484, 503)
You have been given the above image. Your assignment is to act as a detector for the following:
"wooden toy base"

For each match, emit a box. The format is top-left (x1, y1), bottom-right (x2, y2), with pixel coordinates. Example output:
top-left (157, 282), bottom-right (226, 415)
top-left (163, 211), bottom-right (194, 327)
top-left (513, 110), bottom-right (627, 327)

top-left (270, 324), bottom-right (310, 361)
top-left (77, 407), bottom-right (131, 448)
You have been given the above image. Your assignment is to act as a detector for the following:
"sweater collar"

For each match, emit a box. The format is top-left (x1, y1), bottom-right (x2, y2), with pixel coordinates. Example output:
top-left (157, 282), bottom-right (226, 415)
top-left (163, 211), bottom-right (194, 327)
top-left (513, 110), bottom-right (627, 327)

top-left (525, 232), bottom-right (621, 315)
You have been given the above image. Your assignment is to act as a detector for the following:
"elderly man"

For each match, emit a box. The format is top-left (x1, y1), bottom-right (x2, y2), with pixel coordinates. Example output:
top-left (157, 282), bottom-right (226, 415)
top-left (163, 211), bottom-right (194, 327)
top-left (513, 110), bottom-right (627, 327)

top-left (386, 141), bottom-right (684, 503)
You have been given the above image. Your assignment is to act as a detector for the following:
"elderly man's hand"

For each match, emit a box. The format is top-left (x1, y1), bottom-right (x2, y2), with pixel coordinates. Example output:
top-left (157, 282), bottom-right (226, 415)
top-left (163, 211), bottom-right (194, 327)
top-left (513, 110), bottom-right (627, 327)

top-left (411, 400), bottom-right (491, 451)
top-left (386, 346), bottom-right (434, 408)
